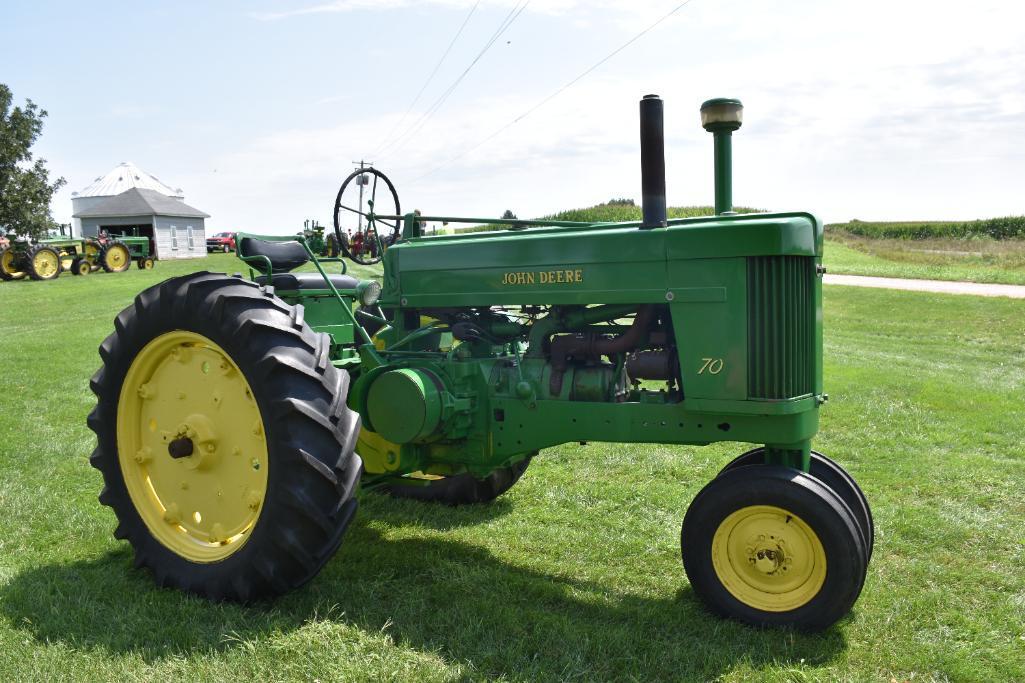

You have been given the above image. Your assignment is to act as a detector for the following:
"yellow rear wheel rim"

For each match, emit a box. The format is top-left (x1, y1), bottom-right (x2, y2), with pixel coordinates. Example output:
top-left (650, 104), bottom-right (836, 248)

top-left (711, 505), bottom-right (826, 612)
top-left (116, 331), bottom-right (269, 562)
top-left (34, 250), bottom-right (59, 277)
top-left (108, 245), bottom-right (129, 269)
top-left (1, 250), bottom-right (18, 275)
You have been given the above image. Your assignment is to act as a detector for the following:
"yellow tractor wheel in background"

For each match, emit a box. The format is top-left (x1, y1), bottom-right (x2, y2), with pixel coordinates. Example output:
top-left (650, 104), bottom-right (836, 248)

top-left (0, 246), bottom-right (26, 281)
top-left (137, 257), bottom-right (155, 270)
top-left (71, 258), bottom-right (90, 276)
top-left (28, 245), bottom-right (61, 281)
top-left (102, 240), bottom-right (132, 273)
top-left (681, 464), bottom-right (867, 630)
top-left (88, 272), bottom-right (363, 601)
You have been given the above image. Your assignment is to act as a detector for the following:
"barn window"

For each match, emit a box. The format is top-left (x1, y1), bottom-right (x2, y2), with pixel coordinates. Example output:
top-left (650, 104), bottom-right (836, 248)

top-left (187, 225), bottom-right (195, 249)
top-left (170, 225), bottom-right (178, 250)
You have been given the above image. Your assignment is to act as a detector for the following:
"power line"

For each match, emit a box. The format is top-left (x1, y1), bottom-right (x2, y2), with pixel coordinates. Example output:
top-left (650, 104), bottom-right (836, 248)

top-left (408, 0), bottom-right (698, 186)
top-left (376, 0), bottom-right (530, 162)
top-left (369, 0), bottom-right (482, 158)
top-left (377, 0), bottom-right (528, 160)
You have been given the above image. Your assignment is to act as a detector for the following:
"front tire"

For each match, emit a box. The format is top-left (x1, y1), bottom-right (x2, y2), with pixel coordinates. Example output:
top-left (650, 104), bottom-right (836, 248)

top-left (682, 465), bottom-right (867, 631)
top-left (719, 448), bottom-right (874, 560)
top-left (71, 258), bottom-right (91, 276)
top-left (88, 272), bottom-right (362, 601)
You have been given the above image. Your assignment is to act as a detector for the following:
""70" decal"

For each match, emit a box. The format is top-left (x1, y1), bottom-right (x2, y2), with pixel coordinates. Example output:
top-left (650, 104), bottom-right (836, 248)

top-left (698, 357), bottom-right (724, 375)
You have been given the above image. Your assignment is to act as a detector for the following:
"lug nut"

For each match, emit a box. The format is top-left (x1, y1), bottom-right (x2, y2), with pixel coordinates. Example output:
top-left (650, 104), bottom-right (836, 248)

top-left (163, 504), bottom-right (181, 525)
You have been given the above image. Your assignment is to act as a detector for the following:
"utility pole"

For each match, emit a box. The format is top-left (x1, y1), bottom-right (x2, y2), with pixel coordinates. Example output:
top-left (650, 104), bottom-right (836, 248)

top-left (351, 160), bottom-right (373, 232)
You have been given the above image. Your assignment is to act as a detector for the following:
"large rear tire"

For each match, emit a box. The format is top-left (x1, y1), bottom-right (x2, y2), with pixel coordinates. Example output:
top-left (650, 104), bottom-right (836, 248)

top-left (381, 456), bottom-right (533, 505)
top-left (0, 246), bottom-right (26, 280)
top-left (88, 272), bottom-right (362, 601)
top-left (27, 245), bottom-right (62, 280)
top-left (102, 240), bottom-right (132, 272)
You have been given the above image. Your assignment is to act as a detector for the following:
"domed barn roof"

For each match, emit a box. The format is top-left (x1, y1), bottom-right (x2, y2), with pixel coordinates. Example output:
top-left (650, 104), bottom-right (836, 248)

top-left (73, 162), bottom-right (184, 199)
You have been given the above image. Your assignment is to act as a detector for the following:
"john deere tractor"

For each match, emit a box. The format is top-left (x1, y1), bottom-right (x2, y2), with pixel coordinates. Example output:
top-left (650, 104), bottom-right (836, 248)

top-left (0, 225), bottom-right (98, 280)
top-left (89, 96), bottom-right (871, 631)
top-left (298, 219), bottom-right (341, 258)
top-left (0, 227), bottom-right (153, 280)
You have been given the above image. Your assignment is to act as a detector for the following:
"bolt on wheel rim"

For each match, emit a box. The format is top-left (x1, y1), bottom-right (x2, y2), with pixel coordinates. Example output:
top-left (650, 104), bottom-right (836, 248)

top-left (116, 331), bottom-right (269, 562)
top-left (711, 504), bottom-right (826, 612)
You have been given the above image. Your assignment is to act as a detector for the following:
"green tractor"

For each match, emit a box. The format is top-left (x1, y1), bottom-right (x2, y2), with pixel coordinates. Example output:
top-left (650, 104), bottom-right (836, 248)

top-left (298, 218), bottom-right (341, 258)
top-left (95, 232), bottom-right (156, 272)
top-left (0, 225), bottom-right (100, 280)
top-left (0, 226), bottom-right (154, 281)
top-left (88, 96), bottom-right (871, 631)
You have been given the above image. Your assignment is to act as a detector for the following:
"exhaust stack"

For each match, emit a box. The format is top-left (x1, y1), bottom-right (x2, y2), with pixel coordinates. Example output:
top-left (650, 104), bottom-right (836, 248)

top-left (700, 98), bottom-right (744, 215)
top-left (639, 94), bottom-right (667, 229)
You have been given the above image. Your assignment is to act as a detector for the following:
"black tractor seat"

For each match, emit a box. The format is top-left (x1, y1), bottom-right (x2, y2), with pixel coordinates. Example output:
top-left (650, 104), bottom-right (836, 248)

top-left (238, 237), bottom-right (309, 273)
top-left (255, 272), bottom-right (360, 291)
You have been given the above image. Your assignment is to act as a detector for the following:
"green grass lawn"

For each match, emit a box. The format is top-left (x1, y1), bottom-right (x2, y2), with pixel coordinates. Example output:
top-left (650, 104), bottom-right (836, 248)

top-left (824, 235), bottom-right (1025, 285)
top-left (1, 254), bottom-right (1023, 681)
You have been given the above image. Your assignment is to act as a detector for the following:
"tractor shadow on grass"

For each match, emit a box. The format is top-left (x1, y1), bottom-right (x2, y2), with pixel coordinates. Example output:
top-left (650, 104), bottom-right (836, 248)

top-left (0, 501), bottom-right (849, 680)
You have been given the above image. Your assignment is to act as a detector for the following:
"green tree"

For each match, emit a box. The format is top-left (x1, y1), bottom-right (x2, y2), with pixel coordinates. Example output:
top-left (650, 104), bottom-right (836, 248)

top-left (0, 84), bottom-right (65, 239)
top-left (501, 209), bottom-right (517, 220)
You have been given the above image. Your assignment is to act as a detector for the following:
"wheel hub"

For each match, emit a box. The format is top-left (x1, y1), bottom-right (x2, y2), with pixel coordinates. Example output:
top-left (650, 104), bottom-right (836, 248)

top-left (711, 505), bottom-right (826, 612)
top-left (116, 331), bottom-right (268, 562)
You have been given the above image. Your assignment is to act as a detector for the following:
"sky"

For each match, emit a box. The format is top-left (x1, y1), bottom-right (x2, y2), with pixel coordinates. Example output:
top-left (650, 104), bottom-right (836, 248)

top-left (2, 0), bottom-right (1023, 234)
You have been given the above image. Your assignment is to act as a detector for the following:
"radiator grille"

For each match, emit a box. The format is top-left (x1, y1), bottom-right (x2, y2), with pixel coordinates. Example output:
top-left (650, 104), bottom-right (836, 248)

top-left (747, 256), bottom-right (815, 400)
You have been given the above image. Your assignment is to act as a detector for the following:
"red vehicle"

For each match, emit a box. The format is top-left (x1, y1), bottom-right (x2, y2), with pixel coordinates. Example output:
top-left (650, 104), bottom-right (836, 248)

top-left (206, 231), bottom-right (237, 253)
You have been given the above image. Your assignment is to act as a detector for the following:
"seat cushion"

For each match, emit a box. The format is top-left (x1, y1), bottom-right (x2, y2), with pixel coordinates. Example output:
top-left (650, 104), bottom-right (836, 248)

top-left (239, 237), bottom-right (309, 273)
top-left (254, 272), bottom-right (360, 291)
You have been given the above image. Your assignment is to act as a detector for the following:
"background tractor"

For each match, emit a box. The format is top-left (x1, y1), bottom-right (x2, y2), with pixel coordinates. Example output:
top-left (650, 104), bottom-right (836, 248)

top-left (297, 219), bottom-right (341, 258)
top-left (89, 95), bottom-right (871, 631)
top-left (0, 225), bottom-right (154, 280)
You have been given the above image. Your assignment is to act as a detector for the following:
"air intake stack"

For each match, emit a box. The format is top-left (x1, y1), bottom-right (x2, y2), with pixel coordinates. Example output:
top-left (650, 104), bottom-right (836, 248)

top-left (700, 98), bottom-right (744, 215)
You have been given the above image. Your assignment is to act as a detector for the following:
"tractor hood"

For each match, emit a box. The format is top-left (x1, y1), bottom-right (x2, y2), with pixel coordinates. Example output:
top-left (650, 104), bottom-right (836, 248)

top-left (380, 212), bottom-right (822, 308)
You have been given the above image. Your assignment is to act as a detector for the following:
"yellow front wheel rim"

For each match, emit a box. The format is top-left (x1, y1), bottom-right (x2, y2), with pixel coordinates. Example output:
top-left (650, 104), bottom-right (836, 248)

top-left (108, 245), bottom-right (129, 269)
top-left (712, 505), bottom-right (826, 612)
top-left (116, 331), bottom-right (269, 562)
top-left (34, 250), bottom-right (59, 277)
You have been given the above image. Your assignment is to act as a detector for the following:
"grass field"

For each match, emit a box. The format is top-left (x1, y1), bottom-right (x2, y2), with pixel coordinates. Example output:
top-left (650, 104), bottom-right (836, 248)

top-left (1, 253), bottom-right (1023, 681)
top-left (824, 234), bottom-right (1025, 286)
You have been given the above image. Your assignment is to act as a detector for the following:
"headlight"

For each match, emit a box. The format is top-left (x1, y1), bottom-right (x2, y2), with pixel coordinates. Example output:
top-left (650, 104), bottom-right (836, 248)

top-left (357, 280), bottom-right (382, 307)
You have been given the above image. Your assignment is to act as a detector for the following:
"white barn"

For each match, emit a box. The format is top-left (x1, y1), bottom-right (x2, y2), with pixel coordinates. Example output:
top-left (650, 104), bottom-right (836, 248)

top-left (71, 162), bottom-right (185, 235)
top-left (74, 188), bottom-right (210, 260)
